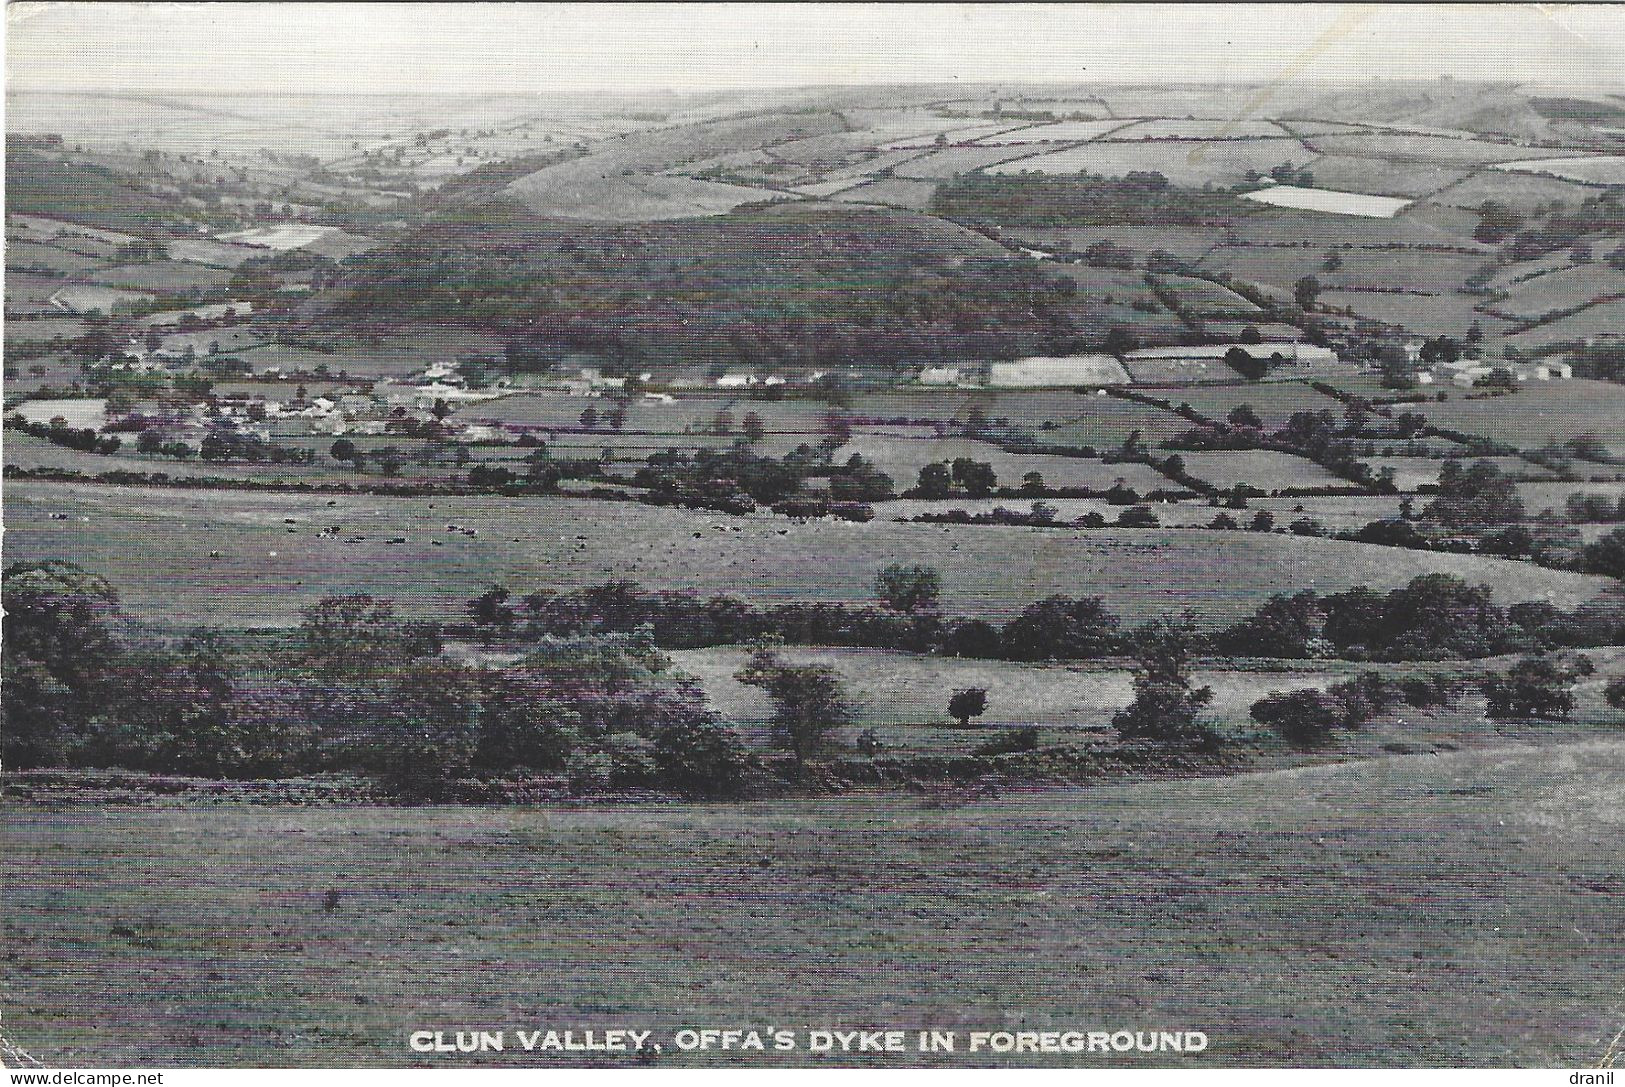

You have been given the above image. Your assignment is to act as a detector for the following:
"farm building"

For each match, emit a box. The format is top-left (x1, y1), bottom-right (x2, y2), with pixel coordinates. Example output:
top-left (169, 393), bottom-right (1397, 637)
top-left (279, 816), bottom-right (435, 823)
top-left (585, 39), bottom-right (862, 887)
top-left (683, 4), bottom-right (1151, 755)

top-left (918, 366), bottom-right (963, 386)
top-left (986, 354), bottom-right (1131, 387)
top-left (1511, 360), bottom-right (1573, 381)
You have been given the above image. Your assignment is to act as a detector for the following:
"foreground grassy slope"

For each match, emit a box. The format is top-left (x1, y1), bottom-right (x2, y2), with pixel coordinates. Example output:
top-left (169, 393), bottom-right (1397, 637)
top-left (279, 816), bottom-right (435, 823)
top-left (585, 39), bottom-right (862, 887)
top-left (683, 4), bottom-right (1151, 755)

top-left (8, 481), bottom-right (1613, 629)
top-left (5, 739), bottom-right (1623, 1066)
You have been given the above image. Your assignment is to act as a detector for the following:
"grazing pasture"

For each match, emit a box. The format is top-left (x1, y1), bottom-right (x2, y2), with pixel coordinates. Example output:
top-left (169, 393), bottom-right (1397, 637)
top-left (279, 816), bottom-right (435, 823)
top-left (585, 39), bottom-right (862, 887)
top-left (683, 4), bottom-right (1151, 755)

top-left (1252, 494), bottom-right (1408, 531)
top-left (1493, 155), bottom-right (1625, 184)
top-left (87, 261), bottom-right (235, 295)
top-left (1432, 169), bottom-right (1600, 212)
top-left (1011, 224), bottom-right (1232, 263)
top-left (1200, 245), bottom-right (1341, 290)
top-left (833, 435), bottom-right (1172, 493)
top-left (5, 271), bottom-right (73, 314)
top-left (1316, 290), bottom-right (1498, 338)
top-left (1416, 381), bottom-right (1625, 457)
top-left (1306, 134), bottom-right (1552, 165)
top-left (47, 283), bottom-right (153, 314)
top-left (985, 140), bottom-right (1306, 188)
top-left (1319, 249), bottom-right (1490, 293)
top-left (7, 741), bottom-right (1625, 1065)
top-left (1151, 274), bottom-right (1263, 316)
top-left (1489, 265), bottom-right (1625, 321)
top-left (830, 177), bottom-right (939, 210)
top-left (971, 119), bottom-right (1137, 144)
top-left (892, 145), bottom-right (1048, 178)
top-left (9, 482), bottom-right (1609, 632)
top-left (3, 315), bottom-right (86, 344)
top-left (1517, 481), bottom-right (1625, 517)
top-left (1158, 381), bottom-right (1343, 427)
top-left (1110, 119), bottom-right (1293, 140)
top-left (671, 644), bottom-right (1342, 743)
top-left (1503, 300), bottom-right (1625, 351)
top-left (1172, 451), bottom-right (1346, 491)
top-left (5, 240), bottom-right (109, 274)
top-left (1298, 155), bottom-right (1469, 198)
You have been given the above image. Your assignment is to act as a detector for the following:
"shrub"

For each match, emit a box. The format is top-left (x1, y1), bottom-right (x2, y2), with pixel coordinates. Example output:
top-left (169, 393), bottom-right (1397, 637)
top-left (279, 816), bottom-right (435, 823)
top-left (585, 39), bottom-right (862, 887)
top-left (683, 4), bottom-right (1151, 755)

top-left (948, 687), bottom-right (989, 728)
top-left (653, 717), bottom-right (750, 797)
top-left (1605, 677), bottom-right (1625, 711)
top-left (1250, 689), bottom-right (1343, 746)
top-left (875, 564), bottom-right (942, 613)
top-left (1483, 657), bottom-right (1575, 719)
top-left (972, 727), bottom-right (1039, 757)
top-left (604, 733), bottom-right (659, 787)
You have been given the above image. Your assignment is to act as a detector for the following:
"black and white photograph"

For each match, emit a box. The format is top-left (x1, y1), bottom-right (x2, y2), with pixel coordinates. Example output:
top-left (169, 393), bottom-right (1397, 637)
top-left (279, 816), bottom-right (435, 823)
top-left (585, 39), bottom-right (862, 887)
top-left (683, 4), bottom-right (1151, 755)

top-left (3, 2), bottom-right (1624, 1074)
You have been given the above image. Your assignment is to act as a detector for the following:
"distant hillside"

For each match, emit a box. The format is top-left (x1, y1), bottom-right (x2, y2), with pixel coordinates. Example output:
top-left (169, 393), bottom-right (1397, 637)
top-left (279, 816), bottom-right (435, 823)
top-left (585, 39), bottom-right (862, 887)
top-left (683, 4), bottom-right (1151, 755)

top-left (498, 110), bottom-right (851, 222)
top-left (4, 149), bottom-right (189, 237)
top-left (325, 200), bottom-right (1113, 375)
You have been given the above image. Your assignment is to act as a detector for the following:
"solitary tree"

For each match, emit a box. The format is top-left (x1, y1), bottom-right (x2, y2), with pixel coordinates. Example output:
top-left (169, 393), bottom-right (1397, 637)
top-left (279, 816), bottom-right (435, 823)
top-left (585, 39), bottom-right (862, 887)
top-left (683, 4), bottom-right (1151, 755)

top-left (735, 648), bottom-right (853, 767)
top-left (1111, 617), bottom-right (1215, 746)
top-left (875, 564), bottom-right (942, 613)
top-left (951, 458), bottom-right (998, 497)
top-left (1294, 274), bottom-right (1321, 311)
top-left (1226, 403), bottom-right (1263, 429)
top-left (948, 687), bottom-right (988, 728)
top-left (468, 584), bottom-right (515, 631)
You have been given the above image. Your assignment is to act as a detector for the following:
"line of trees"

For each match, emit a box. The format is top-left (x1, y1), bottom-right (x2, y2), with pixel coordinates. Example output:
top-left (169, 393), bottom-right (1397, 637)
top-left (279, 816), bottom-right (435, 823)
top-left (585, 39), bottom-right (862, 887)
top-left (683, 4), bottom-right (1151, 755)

top-left (463, 570), bottom-right (1625, 666)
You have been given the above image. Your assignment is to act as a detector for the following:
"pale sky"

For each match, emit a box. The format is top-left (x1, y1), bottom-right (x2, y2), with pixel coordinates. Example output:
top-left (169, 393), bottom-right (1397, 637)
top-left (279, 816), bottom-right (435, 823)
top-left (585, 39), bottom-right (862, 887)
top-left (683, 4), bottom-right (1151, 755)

top-left (7, 3), bottom-right (1625, 97)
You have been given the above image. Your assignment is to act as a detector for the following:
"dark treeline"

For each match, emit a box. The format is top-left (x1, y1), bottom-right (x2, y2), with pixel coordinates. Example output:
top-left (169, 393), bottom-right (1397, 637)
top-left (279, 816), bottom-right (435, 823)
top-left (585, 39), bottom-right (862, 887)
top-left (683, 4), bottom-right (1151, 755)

top-left (2, 562), bottom-right (749, 798)
top-left (931, 171), bottom-right (1244, 229)
top-left (462, 572), bottom-right (1625, 664)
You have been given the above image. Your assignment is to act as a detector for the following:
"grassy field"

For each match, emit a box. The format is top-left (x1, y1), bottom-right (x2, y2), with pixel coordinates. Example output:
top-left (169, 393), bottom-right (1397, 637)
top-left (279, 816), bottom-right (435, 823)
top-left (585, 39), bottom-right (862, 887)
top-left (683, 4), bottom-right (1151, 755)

top-left (7, 481), bottom-right (1612, 631)
top-left (1154, 382), bottom-right (1343, 428)
top-left (1172, 451), bottom-right (1345, 491)
top-left (1504, 300), bottom-right (1625, 352)
top-left (1317, 289), bottom-right (1496, 339)
top-left (1490, 265), bottom-right (1625, 321)
top-left (1298, 155), bottom-right (1469, 198)
top-left (87, 260), bottom-right (236, 295)
top-left (1152, 275), bottom-right (1263, 317)
top-left (985, 139), bottom-right (1309, 188)
top-left (1415, 381), bottom-right (1625, 456)
top-left (5, 739), bottom-right (1624, 1066)
top-left (833, 435), bottom-right (1172, 493)
top-left (671, 644), bottom-right (1348, 750)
